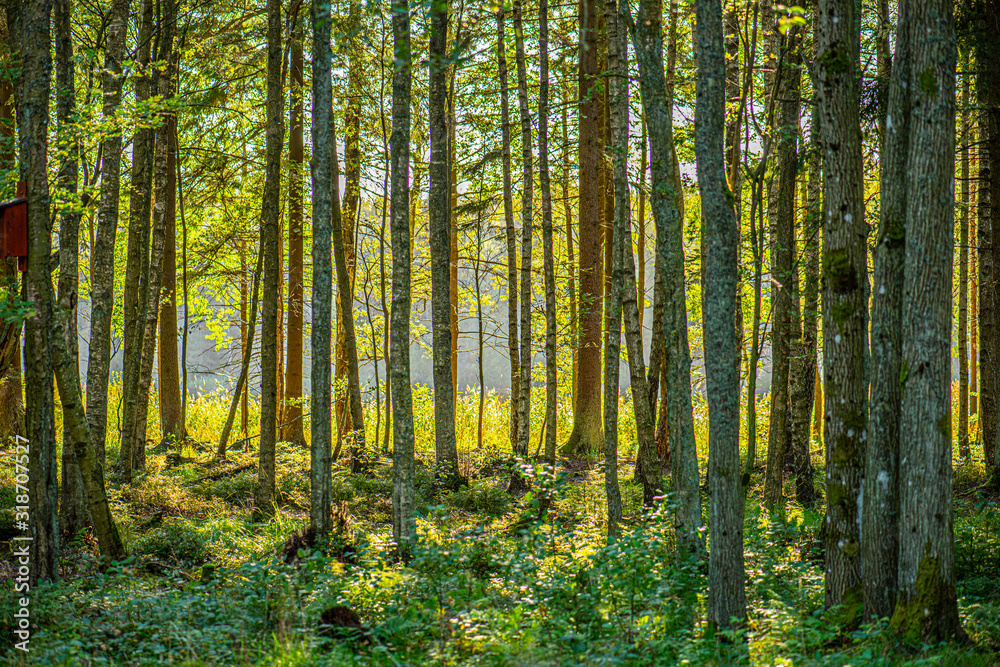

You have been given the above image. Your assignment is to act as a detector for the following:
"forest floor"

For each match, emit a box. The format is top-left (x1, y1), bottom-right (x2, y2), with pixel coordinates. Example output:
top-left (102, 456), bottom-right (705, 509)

top-left (1, 387), bottom-right (999, 665)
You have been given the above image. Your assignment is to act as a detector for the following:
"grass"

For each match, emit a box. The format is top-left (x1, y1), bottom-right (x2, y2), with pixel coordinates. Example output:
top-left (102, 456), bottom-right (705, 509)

top-left (0, 381), bottom-right (997, 665)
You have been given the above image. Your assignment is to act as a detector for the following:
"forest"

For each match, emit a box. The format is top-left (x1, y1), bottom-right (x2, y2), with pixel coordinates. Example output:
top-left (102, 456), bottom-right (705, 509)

top-left (1, 0), bottom-right (999, 662)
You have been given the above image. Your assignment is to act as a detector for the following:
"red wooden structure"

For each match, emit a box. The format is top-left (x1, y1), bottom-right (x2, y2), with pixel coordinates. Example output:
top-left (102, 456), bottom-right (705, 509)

top-left (0, 181), bottom-right (27, 271)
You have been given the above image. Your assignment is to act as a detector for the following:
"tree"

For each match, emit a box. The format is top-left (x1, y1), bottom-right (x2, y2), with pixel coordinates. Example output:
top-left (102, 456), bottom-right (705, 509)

top-left (391, 0), bottom-right (417, 551)
top-left (628, 0), bottom-right (702, 553)
top-left (497, 9), bottom-right (520, 455)
top-left (158, 112), bottom-right (184, 446)
top-left (958, 50), bottom-right (971, 459)
top-left (86, 0), bottom-right (130, 467)
top-left (513, 0), bottom-right (533, 470)
top-left (865, 0), bottom-right (909, 622)
top-left (120, 0), bottom-right (157, 481)
top-left (763, 21), bottom-right (803, 507)
top-left (255, 0), bottom-right (283, 519)
top-left (21, 0), bottom-right (58, 582)
top-left (283, 19), bottom-right (306, 447)
top-left (310, 0), bottom-right (333, 537)
top-left (892, 0), bottom-right (961, 641)
top-left (429, 0), bottom-right (459, 479)
top-left (817, 0), bottom-right (866, 617)
top-left (562, 0), bottom-right (604, 456)
top-left (539, 0), bottom-right (557, 464)
top-left (697, 0), bottom-right (746, 632)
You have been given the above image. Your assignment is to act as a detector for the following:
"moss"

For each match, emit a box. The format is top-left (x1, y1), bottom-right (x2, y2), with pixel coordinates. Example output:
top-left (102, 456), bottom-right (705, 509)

top-left (918, 68), bottom-right (938, 98)
top-left (900, 360), bottom-right (909, 389)
top-left (824, 249), bottom-right (859, 293)
top-left (890, 547), bottom-right (961, 643)
top-left (830, 583), bottom-right (863, 628)
top-left (818, 47), bottom-right (852, 75)
top-left (938, 412), bottom-right (951, 439)
top-left (830, 300), bottom-right (855, 326)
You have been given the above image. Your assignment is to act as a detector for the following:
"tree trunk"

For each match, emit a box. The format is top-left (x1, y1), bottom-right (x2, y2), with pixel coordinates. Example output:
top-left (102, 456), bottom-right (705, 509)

top-left (120, 0), bottom-right (157, 482)
top-left (817, 0), bottom-right (866, 618)
top-left (331, 117), bottom-right (367, 469)
top-left (336, 0), bottom-right (363, 442)
top-left (865, 0), bottom-right (909, 623)
top-left (429, 0), bottom-right (459, 481)
top-left (391, 0), bottom-right (417, 552)
top-left (980, 0), bottom-right (1000, 481)
top-left (893, 0), bottom-right (961, 641)
top-left (697, 0), bottom-right (747, 631)
top-left (86, 0), bottom-right (130, 467)
top-left (562, 68), bottom-right (578, 408)
top-left (159, 112), bottom-right (183, 446)
top-left (310, 0), bottom-right (333, 536)
top-left (959, 49), bottom-right (970, 459)
top-left (55, 0), bottom-right (88, 537)
top-left (498, 9), bottom-right (519, 455)
top-left (20, 0), bottom-right (58, 582)
top-left (513, 0), bottom-right (533, 470)
top-left (131, 0), bottom-right (176, 478)
top-left (283, 20), bottom-right (306, 447)
top-left (562, 0), bottom-right (604, 456)
top-left (763, 24), bottom-right (801, 507)
top-left (539, 0), bottom-right (557, 465)
top-left (603, 0), bottom-right (627, 539)
top-left (629, 0), bottom-right (702, 554)
top-left (254, 0), bottom-right (282, 519)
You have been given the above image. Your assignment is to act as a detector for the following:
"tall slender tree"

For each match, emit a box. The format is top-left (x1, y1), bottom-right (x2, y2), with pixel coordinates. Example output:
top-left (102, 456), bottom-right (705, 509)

top-left (817, 0), bottom-right (866, 616)
top-left (539, 0), bottom-right (557, 464)
top-left (697, 0), bottom-right (747, 632)
top-left (391, 0), bottom-right (417, 551)
top-left (86, 0), bottom-right (130, 466)
top-left (254, 0), bottom-right (283, 519)
top-left (429, 0), bottom-right (459, 479)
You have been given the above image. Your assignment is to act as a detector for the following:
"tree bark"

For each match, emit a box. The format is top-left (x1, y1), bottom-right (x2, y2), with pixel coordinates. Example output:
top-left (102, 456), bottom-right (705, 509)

top-left (391, 0), bottom-right (417, 551)
top-left (959, 50), bottom-right (971, 459)
top-left (817, 0), bottom-right (866, 617)
top-left (429, 0), bottom-right (459, 480)
top-left (513, 0), bottom-right (533, 469)
top-left (21, 0), bottom-right (58, 582)
top-left (310, 0), bottom-right (333, 536)
top-left (697, 0), bottom-right (747, 631)
top-left (283, 20), bottom-right (306, 447)
top-left (628, 0), bottom-right (702, 554)
top-left (893, 0), bottom-right (961, 641)
top-left (55, 0), bottom-right (88, 537)
top-left (497, 10), bottom-right (520, 455)
top-left (120, 0), bottom-right (157, 482)
top-left (86, 0), bottom-right (130, 467)
top-left (254, 0), bottom-right (283, 519)
top-left (539, 0), bottom-right (557, 465)
top-left (561, 0), bottom-right (604, 456)
top-left (159, 112), bottom-right (183, 446)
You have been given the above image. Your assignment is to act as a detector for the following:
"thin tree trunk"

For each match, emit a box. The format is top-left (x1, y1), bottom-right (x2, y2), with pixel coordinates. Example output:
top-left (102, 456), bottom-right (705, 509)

top-left (429, 0), bottom-right (459, 481)
top-left (311, 0), bottom-right (333, 536)
top-left (864, 0), bottom-right (909, 624)
top-left (637, 113), bottom-right (647, 333)
top-left (817, 0), bottom-right (866, 616)
top-left (628, 0), bottom-right (702, 554)
top-left (20, 0), bottom-right (58, 582)
top-left (959, 50), bottom-right (971, 459)
top-left (331, 117), bottom-right (367, 469)
top-left (254, 0), bottom-right (283, 519)
top-left (763, 23), bottom-right (801, 507)
top-left (561, 0), bottom-right (603, 457)
top-left (697, 0), bottom-right (747, 631)
top-left (159, 111), bottom-right (183, 445)
top-left (498, 9), bottom-right (519, 455)
top-left (283, 20), bottom-right (305, 447)
top-left (391, 0), bottom-right (417, 551)
top-left (513, 0), bottom-right (533, 469)
top-left (55, 0), bottom-right (88, 537)
top-left (86, 0), bottom-right (130, 467)
top-left (606, 0), bottom-right (658, 505)
top-left (893, 0), bottom-right (960, 640)
top-left (378, 19), bottom-right (392, 455)
top-left (982, 0), bottom-right (1000, 482)
top-left (539, 0), bottom-right (557, 464)
top-left (120, 0), bottom-right (157, 482)
top-left (562, 68), bottom-right (578, 408)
